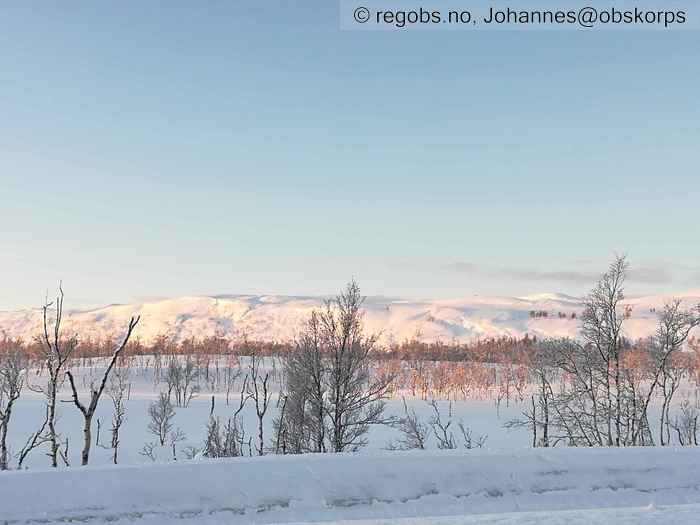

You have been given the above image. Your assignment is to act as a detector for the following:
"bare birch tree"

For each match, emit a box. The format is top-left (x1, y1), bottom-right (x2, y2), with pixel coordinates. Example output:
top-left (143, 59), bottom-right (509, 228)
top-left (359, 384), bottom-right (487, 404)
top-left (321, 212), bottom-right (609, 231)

top-left (275, 281), bottom-right (394, 454)
top-left (65, 316), bottom-right (139, 465)
top-left (579, 255), bottom-right (628, 446)
top-left (34, 286), bottom-right (78, 467)
top-left (321, 281), bottom-right (394, 452)
top-left (107, 364), bottom-right (130, 464)
top-left (505, 340), bottom-right (559, 447)
top-left (509, 258), bottom-right (699, 449)
top-left (244, 352), bottom-right (272, 456)
top-left (652, 300), bottom-right (700, 445)
top-left (274, 312), bottom-right (326, 454)
top-left (0, 347), bottom-right (26, 470)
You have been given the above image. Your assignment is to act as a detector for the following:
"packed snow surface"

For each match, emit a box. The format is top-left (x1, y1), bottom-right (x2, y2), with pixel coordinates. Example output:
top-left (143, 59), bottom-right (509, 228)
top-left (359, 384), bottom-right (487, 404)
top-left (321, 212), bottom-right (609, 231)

top-left (2, 447), bottom-right (700, 524)
top-left (285, 505), bottom-right (700, 525)
top-left (1, 291), bottom-right (699, 344)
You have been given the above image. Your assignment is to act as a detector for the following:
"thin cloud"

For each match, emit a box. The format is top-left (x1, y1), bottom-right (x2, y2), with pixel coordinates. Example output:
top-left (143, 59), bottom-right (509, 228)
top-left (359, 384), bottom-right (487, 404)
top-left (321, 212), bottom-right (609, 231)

top-left (132, 295), bottom-right (173, 304)
top-left (444, 262), bottom-right (596, 283)
top-left (627, 267), bottom-right (673, 284)
top-left (445, 262), bottom-right (674, 285)
top-left (685, 272), bottom-right (700, 286)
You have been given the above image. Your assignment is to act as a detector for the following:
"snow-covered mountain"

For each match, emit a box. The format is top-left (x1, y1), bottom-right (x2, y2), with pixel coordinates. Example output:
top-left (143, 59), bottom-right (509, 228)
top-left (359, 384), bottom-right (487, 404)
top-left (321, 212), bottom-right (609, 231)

top-left (1, 291), bottom-right (698, 345)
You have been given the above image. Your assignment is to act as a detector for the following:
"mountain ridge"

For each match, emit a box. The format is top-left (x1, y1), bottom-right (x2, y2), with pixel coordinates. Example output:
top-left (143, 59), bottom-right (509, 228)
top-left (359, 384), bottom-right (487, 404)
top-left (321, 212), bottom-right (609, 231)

top-left (1, 291), bottom-right (698, 345)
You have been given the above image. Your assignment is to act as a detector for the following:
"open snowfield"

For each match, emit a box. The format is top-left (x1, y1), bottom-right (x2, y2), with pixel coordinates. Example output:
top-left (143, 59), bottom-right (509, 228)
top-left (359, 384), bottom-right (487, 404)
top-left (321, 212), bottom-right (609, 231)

top-left (2, 356), bottom-right (693, 465)
top-left (3, 447), bottom-right (700, 524)
top-left (2, 358), bottom-right (700, 524)
top-left (3, 357), bottom-right (530, 468)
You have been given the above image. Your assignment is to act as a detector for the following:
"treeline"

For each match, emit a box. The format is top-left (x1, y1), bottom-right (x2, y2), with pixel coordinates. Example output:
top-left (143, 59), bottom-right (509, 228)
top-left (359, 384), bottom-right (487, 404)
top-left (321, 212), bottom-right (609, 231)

top-left (3, 331), bottom-right (543, 364)
top-left (1, 335), bottom-right (292, 361)
top-left (4, 327), bottom-right (697, 374)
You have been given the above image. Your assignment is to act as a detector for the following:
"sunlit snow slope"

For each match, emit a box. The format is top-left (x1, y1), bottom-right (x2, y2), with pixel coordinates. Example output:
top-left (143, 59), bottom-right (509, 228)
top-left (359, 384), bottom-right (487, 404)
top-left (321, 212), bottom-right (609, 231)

top-left (1, 291), bottom-right (698, 344)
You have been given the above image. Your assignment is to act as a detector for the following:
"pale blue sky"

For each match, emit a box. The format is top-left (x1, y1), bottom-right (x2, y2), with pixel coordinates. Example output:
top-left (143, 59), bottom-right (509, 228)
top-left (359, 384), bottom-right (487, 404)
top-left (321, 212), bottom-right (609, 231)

top-left (1, 2), bottom-right (699, 309)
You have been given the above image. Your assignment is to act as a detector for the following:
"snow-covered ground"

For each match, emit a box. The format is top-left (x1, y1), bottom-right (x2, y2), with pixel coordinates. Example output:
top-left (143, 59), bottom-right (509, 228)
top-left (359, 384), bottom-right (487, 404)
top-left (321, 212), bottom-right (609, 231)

top-left (4, 356), bottom-right (695, 469)
top-left (4, 357), bottom-right (529, 468)
top-left (286, 505), bottom-right (700, 525)
top-left (3, 359), bottom-right (700, 524)
top-left (3, 447), bottom-right (700, 524)
top-left (2, 290), bottom-right (699, 344)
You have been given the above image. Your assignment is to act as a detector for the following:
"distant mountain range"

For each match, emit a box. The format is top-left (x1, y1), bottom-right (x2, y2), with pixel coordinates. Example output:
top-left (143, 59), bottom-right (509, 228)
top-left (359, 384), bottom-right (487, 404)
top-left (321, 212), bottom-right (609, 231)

top-left (1, 291), bottom-right (699, 344)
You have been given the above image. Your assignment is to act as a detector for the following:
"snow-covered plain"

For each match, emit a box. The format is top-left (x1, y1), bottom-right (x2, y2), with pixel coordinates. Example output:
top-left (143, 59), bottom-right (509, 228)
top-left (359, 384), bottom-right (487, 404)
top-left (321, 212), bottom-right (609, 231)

top-left (3, 357), bottom-right (529, 469)
top-left (285, 505), bottom-right (700, 525)
top-left (2, 358), bottom-right (700, 524)
top-left (3, 447), bottom-right (700, 524)
top-left (2, 290), bottom-right (699, 344)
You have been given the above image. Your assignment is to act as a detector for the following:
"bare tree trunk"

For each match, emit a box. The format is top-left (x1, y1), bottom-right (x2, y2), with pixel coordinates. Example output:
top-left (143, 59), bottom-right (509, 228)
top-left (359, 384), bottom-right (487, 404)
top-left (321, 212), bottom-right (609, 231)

top-left (112, 428), bottom-right (120, 465)
top-left (81, 414), bottom-right (94, 466)
top-left (47, 380), bottom-right (60, 468)
top-left (0, 348), bottom-right (25, 470)
top-left (0, 405), bottom-right (11, 470)
top-left (530, 395), bottom-right (537, 447)
top-left (66, 316), bottom-right (140, 466)
top-left (614, 353), bottom-right (621, 446)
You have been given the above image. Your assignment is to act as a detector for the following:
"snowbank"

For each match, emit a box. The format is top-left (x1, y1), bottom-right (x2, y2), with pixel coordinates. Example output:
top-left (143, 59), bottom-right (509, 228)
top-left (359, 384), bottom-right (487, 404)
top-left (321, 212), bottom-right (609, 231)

top-left (2, 447), bottom-right (700, 524)
top-left (286, 504), bottom-right (700, 525)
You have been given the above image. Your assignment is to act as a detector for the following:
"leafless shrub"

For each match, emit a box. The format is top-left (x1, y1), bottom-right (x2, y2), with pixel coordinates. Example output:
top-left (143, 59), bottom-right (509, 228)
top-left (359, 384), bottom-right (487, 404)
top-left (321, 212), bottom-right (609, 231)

top-left (204, 417), bottom-right (246, 458)
top-left (429, 400), bottom-right (456, 449)
top-left (429, 399), bottom-right (485, 450)
top-left (140, 441), bottom-right (157, 462)
top-left (204, 371), bottom-right (251, 458)
top-left (170, 428), bottom-right (186, 460)
top-left (182, 445), bottom-right (200, 460)
top-left (670, 398), bottom-right (699, 446)
top-left (148, 392), bottom-right (175, 446)
top-left (457, 421), bottom-right (487, 449)
top-left (17, 407), bottom-right (50, 469)
top-left (388, 397), bottom-right (429, 450)
top-left (166, 355), bottom-right (199, 407)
